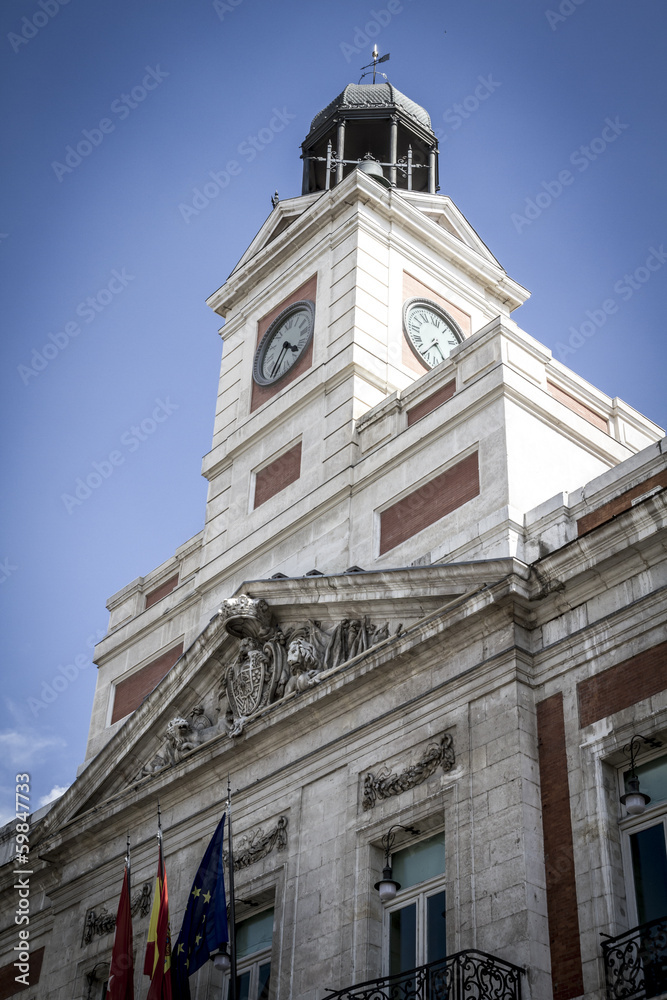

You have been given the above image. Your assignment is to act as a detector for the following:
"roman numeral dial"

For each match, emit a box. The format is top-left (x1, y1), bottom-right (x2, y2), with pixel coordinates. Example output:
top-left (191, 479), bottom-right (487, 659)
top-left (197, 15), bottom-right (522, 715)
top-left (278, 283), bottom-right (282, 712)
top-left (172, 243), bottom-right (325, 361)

top-left (253, 300), bottom-right (316, 386)
top-left (403, 297), bottom-right (464, 370)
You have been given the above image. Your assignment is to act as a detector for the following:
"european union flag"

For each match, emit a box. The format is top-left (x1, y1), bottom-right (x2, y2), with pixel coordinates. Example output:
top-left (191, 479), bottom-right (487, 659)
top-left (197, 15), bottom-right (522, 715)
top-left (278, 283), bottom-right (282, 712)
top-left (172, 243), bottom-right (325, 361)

top-left (173, 813), bottom-right (228, 1000)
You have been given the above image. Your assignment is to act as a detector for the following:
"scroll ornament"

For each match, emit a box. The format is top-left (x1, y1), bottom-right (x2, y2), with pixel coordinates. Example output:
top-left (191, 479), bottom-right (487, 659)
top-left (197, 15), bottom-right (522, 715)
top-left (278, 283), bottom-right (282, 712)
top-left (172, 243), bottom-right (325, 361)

top-left (362, 734), bottom-right (456, 810)
top-left (82, 881), bottom-right (152, 946)
top-left (223, 815), bottom-right (288, 871)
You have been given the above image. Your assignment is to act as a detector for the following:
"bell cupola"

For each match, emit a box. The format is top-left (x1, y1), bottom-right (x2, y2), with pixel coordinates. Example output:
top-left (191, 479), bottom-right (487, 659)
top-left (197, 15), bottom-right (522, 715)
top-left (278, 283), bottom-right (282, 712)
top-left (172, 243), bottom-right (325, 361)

top-left (300, 77), bottom-right (439, 195)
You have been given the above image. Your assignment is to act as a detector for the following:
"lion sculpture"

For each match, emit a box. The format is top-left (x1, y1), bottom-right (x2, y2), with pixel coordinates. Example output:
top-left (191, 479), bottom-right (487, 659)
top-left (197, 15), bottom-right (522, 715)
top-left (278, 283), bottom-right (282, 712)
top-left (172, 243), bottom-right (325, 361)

top-left (136, 710), bottom-right (210, 779)
top-left (284, 638), bottom-right (322, 695)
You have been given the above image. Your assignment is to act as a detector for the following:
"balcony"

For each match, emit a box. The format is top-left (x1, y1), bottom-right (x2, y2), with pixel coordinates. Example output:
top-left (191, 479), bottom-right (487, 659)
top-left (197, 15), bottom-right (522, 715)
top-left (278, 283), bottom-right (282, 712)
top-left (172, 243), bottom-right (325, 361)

top-left (324, 950), bottom-right (523, 1000)
top-left (602, 916), bottom-right (667, 1000)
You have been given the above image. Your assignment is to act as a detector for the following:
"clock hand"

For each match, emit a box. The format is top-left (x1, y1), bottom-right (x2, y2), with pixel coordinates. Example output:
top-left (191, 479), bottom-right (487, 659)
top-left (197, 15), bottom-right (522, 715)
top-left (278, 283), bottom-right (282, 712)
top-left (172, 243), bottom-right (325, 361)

top-left (425, 339), bottom-right (445, 361)
top-left (270, 342), bottom-right (288, 378)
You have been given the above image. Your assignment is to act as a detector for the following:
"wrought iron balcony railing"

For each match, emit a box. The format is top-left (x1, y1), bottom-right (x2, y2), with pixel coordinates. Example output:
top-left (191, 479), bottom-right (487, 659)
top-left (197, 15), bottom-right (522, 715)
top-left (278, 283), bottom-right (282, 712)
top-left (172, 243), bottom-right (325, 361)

top-left (602, 915), bottom-right (667, 1000)
top-left (324, 949), bottom-right (523, 1000)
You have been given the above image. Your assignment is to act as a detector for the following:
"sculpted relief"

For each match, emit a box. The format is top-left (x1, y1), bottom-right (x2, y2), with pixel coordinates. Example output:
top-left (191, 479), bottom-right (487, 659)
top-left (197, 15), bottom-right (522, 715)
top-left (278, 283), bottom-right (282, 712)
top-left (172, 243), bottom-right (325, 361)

top-left (134, 595), bottom-right (394, 781)
top-left (362, 734), bottom-right (456, 810)
top-left (217, 595), bottom-right (393, 737)
top-left (136, 708), bottom-right (215, 779)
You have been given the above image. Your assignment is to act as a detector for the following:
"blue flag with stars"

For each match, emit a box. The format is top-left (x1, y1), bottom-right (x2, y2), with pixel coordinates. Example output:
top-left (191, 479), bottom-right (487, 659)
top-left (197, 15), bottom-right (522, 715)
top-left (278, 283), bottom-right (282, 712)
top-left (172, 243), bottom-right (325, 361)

top-left (173, 813), bottom-right (228, 999)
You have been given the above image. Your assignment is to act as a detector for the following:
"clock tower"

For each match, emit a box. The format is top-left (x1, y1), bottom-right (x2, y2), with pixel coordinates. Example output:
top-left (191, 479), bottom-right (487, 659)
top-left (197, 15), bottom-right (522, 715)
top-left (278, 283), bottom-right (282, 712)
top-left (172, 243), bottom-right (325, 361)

top-left (197, 79), bottom-right (658, 603)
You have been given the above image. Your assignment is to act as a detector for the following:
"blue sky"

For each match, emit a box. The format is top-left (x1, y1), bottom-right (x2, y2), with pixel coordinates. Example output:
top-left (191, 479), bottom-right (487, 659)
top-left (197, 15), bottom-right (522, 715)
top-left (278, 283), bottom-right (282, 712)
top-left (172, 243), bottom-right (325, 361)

top-left (1, 0), bottom-right (666, 821)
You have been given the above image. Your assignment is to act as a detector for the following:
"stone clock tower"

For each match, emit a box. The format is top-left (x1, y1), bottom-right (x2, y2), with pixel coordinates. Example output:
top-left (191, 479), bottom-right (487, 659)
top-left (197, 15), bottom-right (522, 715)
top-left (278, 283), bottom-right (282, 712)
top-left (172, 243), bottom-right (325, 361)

top-left (5, 78), bottom-right (665, 1000)
top-left (196, 80), bottom-right (655, 600)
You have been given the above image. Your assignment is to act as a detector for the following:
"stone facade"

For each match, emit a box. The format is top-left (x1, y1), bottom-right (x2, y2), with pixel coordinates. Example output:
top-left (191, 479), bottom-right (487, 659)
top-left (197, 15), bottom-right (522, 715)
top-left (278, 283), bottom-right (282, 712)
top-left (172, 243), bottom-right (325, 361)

top-left (1, 81), bottom-right (666, 1000)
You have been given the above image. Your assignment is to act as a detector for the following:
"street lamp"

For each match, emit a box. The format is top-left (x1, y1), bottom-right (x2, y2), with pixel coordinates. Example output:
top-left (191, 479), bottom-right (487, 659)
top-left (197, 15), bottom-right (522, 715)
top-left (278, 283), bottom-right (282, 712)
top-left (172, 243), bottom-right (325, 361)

top-left (85, 962), bottom-right (109, 1000)
top-left (210, 943), bottom-right (231, 973)
top-left (374, 824), bottom-right (420, 902)
top-left (620, 734), bottom-right (661, 816)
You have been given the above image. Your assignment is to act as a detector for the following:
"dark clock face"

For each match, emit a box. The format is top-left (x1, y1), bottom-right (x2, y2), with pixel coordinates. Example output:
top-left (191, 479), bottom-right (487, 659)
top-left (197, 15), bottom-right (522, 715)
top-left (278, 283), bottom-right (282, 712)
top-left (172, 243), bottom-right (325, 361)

top-left (253, 300), bottom-right (315, 386)
top-left (403, 298), bottom-right (463, 369)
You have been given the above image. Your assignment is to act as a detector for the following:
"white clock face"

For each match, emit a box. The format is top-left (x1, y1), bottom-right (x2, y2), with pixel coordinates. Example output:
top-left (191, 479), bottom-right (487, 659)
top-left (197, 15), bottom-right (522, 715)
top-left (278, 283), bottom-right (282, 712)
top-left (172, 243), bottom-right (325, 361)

top-left (253, 300), bottom-right (315, 386)
top-left (403, 298), bottom-right (463, 369)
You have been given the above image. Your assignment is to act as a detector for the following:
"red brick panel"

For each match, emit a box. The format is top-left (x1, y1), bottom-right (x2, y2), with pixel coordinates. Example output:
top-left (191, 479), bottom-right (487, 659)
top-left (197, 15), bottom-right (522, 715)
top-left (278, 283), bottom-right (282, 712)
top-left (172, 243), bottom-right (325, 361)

top-left (379, 451), bottom-right (479, 555)
top-left (546, 380), bottom-right (608, 433)
top-left (406, 380), bottom-right (456, 427)
top-left (111, 642), bottom-right (184, 724)
top-left (254, 442), bottom-right (302, 508)
top-left (536, 694), bottom-right (584, 1000)
top-left (578, 638), bottom-right (667, 728)
top-left (250, 274), bottom-right (318, 413)
top-left (0, 946), bottom-right (45, 999)
top-left (145, 573), bottom-right (179, 610)
top-left (577, 470), bottom-right (667, 537)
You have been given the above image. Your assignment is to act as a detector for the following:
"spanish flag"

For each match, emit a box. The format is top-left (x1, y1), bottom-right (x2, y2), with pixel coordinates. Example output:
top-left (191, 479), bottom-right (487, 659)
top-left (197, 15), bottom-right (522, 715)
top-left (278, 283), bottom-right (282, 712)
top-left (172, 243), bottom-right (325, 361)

top-left (106, 845), bottom-right (134, 1000)
top-left (144, 832), bottom-right (172, 1000)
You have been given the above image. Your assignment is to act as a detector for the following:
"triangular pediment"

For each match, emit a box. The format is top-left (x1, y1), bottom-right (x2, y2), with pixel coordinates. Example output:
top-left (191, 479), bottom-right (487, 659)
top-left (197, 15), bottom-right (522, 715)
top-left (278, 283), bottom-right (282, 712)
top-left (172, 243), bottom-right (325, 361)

top-left (229, 192), bottom-right (322, 276)
top-left (32, 560), bottom-right (530, 845)
top-left (415, 195), bottom-right (502, 266)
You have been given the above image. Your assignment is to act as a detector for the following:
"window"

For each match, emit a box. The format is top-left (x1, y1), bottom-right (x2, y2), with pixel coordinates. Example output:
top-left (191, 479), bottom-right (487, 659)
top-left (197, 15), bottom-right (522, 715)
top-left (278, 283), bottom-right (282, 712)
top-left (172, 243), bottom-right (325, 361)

top-left (383, 832), bottom-right (446, 975)
top-left (225, 908), bottom-right (273, 1000)
top-left (621, 755), bottom-right (667, 926)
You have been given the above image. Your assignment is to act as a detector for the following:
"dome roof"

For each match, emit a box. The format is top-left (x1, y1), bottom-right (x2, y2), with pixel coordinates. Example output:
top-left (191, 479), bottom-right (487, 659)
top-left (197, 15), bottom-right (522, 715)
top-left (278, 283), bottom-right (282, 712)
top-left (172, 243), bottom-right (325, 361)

top-left (310, 83), bottom-right (432, 133)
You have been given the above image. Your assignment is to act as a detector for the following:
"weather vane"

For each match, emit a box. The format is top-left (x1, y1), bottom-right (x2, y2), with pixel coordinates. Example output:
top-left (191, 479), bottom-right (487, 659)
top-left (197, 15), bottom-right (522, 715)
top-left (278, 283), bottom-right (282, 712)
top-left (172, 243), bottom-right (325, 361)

top-left (359, 45), bottom-right (390, 85)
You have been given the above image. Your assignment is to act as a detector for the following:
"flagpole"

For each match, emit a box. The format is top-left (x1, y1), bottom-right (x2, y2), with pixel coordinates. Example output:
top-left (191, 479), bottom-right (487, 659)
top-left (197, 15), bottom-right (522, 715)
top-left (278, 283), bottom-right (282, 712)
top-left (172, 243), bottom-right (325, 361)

top-left (226, 779), bottom-right (237, 1000)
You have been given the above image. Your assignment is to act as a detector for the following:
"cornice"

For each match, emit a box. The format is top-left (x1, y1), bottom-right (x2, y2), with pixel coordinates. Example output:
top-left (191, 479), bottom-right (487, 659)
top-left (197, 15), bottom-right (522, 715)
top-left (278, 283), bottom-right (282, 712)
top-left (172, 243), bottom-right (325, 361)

top-left (531, 489), bottom-right (667, 594)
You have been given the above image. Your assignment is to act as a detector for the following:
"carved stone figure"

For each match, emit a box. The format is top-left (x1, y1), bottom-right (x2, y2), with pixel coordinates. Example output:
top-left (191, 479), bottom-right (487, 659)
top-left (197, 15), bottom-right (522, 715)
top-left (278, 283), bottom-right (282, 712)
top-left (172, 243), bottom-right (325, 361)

top-left (285, 638), bottom-right (322, 695)
top-left (135, 711), bottom-right (211, 780)
top-left (216, 595), bottom-right (391, 735)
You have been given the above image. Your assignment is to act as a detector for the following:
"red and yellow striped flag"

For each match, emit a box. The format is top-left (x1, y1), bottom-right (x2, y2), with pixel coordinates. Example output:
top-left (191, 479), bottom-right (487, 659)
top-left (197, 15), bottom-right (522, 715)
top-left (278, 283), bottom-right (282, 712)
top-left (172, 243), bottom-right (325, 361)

top-left (144, 838), bottom-right (172, 1000)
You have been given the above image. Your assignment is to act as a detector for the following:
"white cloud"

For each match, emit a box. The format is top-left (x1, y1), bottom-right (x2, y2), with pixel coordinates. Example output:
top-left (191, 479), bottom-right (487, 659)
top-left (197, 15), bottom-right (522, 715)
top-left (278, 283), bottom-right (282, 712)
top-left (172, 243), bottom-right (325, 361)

top-left (38, 784), bottom-right (70, 808)
top-left (0, 728), bottom-right (66, 767)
